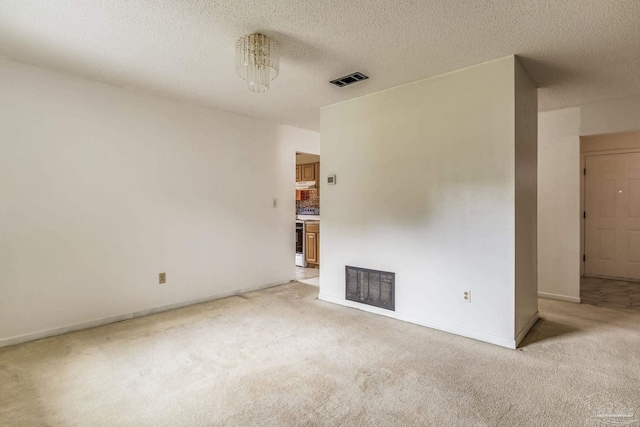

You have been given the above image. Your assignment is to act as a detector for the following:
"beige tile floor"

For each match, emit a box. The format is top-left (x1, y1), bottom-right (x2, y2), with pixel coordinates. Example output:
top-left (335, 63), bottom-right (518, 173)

top-left (295, 266), bottom-right (319, 281)
top-left (581, 276), bottom-right (640, 310)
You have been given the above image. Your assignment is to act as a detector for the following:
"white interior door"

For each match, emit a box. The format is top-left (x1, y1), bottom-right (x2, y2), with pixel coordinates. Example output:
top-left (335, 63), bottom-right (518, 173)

top-left (585, 152), bottom-right (640, 280)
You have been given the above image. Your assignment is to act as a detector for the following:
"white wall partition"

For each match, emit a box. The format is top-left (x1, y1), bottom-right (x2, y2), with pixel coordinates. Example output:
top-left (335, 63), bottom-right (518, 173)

top-left (514, 59), bottom-right (539, 339)
top-left (537, 108), bottom-right (581, 302)
top-left (319, 56), bottom-right (538, 348)
top-left (0, 59), bottom-right (319, 347)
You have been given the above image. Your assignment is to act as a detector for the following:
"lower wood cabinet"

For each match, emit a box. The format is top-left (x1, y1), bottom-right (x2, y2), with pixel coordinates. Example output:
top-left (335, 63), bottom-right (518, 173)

top-left (306, 232), bottom-right (317, 263)
top-left (305, 222), bottom-right (319, 265)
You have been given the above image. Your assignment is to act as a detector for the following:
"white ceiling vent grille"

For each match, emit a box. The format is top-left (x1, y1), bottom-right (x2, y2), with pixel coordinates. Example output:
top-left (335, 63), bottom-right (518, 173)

top-left (330, 72), bottom-right (369, 87)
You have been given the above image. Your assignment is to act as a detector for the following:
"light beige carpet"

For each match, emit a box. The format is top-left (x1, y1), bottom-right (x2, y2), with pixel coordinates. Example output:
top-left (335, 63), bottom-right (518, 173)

top-left (1, 282), bottom-right (639, 426)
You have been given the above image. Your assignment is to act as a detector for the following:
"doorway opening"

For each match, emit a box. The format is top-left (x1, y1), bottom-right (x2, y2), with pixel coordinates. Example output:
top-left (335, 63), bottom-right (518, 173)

top-left (295, 151), bottom-right (320, 286)
top-left (580, 130), bottom-right (640, 310)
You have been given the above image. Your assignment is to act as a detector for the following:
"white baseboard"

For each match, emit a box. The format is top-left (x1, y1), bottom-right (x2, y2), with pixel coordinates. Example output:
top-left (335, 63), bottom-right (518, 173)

top-left (317, 293), bottom-right (517, 349)
top-left (538, 291), bottom-right (580, 303)
top-left (0, 280), bottom-right (292, 349)
top-left (515, 311), bottom-right (540, 347)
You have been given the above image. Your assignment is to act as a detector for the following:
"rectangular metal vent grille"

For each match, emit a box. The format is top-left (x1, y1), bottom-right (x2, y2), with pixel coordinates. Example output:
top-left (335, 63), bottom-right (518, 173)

top-left (330, 72), bottom-right (369, 87)
top-left (346, 266), bottom-right (395, 310)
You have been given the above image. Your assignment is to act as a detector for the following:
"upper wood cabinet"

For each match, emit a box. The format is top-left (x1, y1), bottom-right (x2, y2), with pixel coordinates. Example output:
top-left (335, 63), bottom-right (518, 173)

top-left (296, 162), bottom-right (318, 182)
top-left (301, 163), bottom-right (316, 181)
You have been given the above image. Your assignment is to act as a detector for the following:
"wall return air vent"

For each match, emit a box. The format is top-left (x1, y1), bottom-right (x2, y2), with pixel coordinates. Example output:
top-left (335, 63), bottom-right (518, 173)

top-left (346, 266), bottom-right (395, 311)
top-left (330, 72), bottom-right (369, 87)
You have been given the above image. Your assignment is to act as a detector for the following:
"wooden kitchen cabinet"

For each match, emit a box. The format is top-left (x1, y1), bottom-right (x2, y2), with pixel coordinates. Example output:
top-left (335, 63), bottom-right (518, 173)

top-left (305, 222), bottom-right (320, 265)
top-left (296, 162), bottom-right (319, 182)
top-left (305, 232), bottom-right (317, 263)
top-left (301, 163), bottom-right (315, 181)
top-left (315, 162), bottom-right (320, 196)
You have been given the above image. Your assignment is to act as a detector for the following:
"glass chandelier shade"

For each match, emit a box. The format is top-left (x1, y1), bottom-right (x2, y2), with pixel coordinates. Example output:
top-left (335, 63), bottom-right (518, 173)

top-left (235, 33), bottom-right (280, 93)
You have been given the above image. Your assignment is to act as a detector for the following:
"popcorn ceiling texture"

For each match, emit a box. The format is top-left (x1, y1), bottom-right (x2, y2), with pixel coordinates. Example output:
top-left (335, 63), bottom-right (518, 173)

top-left (1, 0), bottom-right (639, 130)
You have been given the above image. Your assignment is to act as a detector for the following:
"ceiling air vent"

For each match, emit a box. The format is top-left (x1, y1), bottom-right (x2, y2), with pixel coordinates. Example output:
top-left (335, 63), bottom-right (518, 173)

top-left (330, 72), bottom-right (369, 88)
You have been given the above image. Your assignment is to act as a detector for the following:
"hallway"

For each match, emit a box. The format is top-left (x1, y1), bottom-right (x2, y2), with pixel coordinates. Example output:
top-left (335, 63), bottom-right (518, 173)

top-left (581, 276), bottom-right (640, 310)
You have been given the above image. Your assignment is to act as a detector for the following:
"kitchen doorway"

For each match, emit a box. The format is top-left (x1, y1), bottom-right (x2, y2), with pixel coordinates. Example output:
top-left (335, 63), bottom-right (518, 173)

top-left (296, 266), bottom-right (319, 285)
top-left (295, 151), bottom-right (320, 286)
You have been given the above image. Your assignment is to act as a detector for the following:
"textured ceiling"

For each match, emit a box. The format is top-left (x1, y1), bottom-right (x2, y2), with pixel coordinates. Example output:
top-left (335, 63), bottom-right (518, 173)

top-left (1, 0), bottom-right (639, 130)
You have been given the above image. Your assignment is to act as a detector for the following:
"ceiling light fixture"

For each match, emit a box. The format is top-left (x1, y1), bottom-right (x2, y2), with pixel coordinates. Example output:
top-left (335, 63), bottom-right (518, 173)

top-left (235, 33), bottom-right (280, 93)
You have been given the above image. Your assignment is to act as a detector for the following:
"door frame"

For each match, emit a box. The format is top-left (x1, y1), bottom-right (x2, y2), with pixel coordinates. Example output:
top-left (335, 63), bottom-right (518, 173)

top-left (580, 144), bottom-right (640, 278)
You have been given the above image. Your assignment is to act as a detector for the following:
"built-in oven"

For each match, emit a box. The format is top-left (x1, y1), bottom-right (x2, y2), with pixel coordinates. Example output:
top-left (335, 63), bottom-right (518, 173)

top-left (295, 221), bottom-right (307, 267)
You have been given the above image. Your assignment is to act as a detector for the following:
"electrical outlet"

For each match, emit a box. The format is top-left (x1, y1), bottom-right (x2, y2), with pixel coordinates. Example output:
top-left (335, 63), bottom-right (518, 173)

top-left (463, 289), bottom-right (471, 303)
top-left (159, 273), bottom-right (166, 284)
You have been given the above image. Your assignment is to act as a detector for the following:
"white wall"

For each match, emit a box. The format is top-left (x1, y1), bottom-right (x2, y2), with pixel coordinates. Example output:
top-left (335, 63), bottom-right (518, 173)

top-left (537, 108), bottom-right (581, 302)
top-left (319, 56), bottom-right (538, 348)
top-left (538, 94), bottom-right (640, 302)
top-left (581, 96), bottom-right (640, 137)
top-left (514, 59), bottom-right (538, 340)
top-left (0, 59), bottom-right (319, 347)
